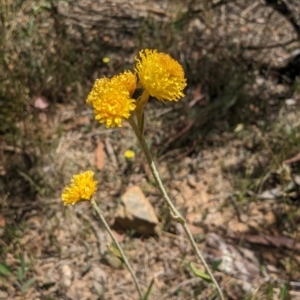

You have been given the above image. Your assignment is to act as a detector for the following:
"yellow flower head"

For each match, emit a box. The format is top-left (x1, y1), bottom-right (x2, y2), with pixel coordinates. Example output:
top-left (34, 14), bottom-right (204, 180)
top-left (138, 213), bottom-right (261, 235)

top-left (135, 49), bottom-right (187, 101)
top-left (124, 149), bottom-right (135, 159)
top-left (102, 57), bottom-right (110, 63)
top-left (62, 170), bottom-right (97, 206)
top-left (86, 71), bottom-right (137, 128)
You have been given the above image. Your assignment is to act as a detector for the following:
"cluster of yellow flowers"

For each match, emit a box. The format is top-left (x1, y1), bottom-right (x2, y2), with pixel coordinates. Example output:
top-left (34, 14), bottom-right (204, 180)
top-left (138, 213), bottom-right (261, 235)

top-left (62, 49), bottom-right (186, 205)
top-left (61, 52), bottom-right (224, 299)
top-left (87, 49), bottom-right (187, 128)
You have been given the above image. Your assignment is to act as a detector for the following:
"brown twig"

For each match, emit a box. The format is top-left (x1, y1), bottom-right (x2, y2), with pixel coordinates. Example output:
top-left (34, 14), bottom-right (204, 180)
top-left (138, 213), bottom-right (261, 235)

top-left (228, 232), bottom-right (300, 251)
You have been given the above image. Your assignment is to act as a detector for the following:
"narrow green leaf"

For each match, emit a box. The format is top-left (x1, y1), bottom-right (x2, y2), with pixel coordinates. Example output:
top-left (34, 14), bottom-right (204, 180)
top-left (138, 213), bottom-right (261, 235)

top-left (28, 19), bottom-right (34, 35)
top-left (21, 277), bottom-right (35, 293)
top-left (20, 253), bottom-right (25, 270)
top-left (108, 244), bottom-right (122, 260)
top-left (0, 263), bottom-right (11, 276)
top-left (143, 278), bottom-right (154, 300)
top-left (17, 266), bottom-right (24, 282)
top-left (189, 262), bottom-right (212, 283)
top-left (279, 283), bottom-right (288, 300)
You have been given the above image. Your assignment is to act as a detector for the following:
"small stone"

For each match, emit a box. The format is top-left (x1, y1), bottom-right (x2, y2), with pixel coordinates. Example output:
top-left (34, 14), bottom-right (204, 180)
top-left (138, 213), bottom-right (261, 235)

top-left (285, 98), bottom-right (296, 106)
top-left (91, 265), bottom-right (106, 283)
top-left (255, 77), bottom-right (264, 86)
top-left (115, 186), bottom-right (159, 235)
top-left (228, 220), bottom-right (248, 233)
top-left (258, 187), bottom-right (281, 200)
top-left (187, 175), bottom-right (197, 188)
top-left (60, 264), bottom-right (72, 288)
top-left (0, 291), bottom-right (8, 299)
top-left (294, 175), bottom-right (300, 186)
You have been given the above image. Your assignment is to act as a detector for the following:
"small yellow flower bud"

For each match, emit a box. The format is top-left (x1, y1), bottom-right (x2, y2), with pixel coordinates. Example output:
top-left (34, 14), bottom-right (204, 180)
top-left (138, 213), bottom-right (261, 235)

top-left (102, 57), bottom-right (110, 63)
top-left (124, 150), bottom-right (135, 159)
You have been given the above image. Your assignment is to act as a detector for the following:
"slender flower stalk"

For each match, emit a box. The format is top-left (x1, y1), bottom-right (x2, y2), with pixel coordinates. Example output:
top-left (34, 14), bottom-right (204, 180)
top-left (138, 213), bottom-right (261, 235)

top-left (62, 171), bottom-right (143, 299)
top-left (90, 199), bottom-right (143, 300)
top-left (128, 116), bottom-right (225, 300)
top-left (135, 90), bottom-right (149, 133)
top-left (83, 48), bottom-right (224, 299)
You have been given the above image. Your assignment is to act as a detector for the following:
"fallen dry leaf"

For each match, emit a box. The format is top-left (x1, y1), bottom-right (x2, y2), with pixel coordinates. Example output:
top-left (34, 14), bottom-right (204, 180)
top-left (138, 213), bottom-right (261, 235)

top-left (33, 96), bottom-right (49, 110)
top-left (189, 84), bottom-right (206, 107)
top-left (95, 141), bottom-right (105, 170)
top-left (78, 116), bottom-right (90, 125)
top-left (228, 233), bottom-right (300, 251)
top-left (187, 223), bottom-right (204, 236)
top-left (111, 229), bottom-right (126, 243)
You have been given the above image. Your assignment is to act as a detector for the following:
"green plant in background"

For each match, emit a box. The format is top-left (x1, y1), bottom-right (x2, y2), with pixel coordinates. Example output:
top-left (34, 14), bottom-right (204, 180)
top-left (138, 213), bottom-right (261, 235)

top-left (0, 254), bottom-right (35, 294)
top-left (62, 48), bottom-right (224, 300)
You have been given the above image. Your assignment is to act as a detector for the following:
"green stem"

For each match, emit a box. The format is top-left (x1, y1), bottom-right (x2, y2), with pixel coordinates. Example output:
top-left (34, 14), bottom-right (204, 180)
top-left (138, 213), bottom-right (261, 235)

top-left (136, 90), bottom-right (149, 133)
top-left (128, 116), bottom-right (224, 300)
top-left (90, 199), bottom-right (143, 300)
